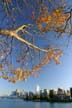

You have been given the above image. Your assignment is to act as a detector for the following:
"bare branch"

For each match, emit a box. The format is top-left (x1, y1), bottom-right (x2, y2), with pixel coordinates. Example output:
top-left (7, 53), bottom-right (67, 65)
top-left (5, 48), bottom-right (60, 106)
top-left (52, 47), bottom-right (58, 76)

top-left (0, 26), bottom-right (49, 53)
top-left (15, 24), bottom-right (33, 33)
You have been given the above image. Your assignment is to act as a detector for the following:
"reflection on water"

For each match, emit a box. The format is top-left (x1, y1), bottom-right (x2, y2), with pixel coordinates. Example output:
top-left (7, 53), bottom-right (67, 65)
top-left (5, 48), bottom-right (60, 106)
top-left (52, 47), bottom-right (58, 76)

top-left (35, 102), bottom-right (40, 108)
top-left (0, 99), bottom-right (72, 108)
top-left (49, 103), bottom-right (56, 108)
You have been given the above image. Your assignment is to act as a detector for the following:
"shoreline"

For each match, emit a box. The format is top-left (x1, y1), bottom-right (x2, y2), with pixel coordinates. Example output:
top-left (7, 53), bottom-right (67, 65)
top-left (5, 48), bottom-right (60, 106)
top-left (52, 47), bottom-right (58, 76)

top-left (23, 99), bottom-right (72, 103)
top-left (1, 96), bottom-right (72, 103)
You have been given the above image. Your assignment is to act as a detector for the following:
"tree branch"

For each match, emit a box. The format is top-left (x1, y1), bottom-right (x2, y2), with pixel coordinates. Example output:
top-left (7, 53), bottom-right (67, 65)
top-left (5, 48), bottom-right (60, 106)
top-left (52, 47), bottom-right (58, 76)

top-left (0, 26), bottom-right (49, 53)
top-left (15, 24), bottom-right (33, 33)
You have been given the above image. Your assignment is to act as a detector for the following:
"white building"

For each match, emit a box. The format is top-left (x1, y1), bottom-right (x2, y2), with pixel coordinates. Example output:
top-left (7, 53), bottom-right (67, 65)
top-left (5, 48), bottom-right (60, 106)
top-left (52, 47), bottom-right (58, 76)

top-left (35, 85), bottom-right (40, 95)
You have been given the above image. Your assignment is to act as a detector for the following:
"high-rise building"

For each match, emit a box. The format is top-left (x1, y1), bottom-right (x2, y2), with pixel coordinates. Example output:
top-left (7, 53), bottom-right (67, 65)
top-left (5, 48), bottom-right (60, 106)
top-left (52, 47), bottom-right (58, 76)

top-left (49, 89), bottom-right (55, 99)
top-left (35, 85), bottom-right (40, 94)
top-left (43, 89), bottom-right (49, 99)
top-left (66, 90), bottom-right (70, 96)
top-left (57, 88), bottom-right (64, 95)
top-left (70, 88), bottom-right (72, 98)
top-left (20, 90), bottom-right (24, 96)
top-left (11, 89), bottom-right (20, 96)
top-left (16, 89), bottom-right (20, 96)
top-left (29, 91), bottom-right (34, 99)
top-left (44, 89), bottom-right (48, 96)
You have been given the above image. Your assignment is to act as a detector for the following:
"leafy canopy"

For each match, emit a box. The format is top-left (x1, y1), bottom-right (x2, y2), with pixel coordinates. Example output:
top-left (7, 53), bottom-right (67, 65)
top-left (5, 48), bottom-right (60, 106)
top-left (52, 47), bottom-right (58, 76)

top-left (0, 0), bottom-right (71, 83)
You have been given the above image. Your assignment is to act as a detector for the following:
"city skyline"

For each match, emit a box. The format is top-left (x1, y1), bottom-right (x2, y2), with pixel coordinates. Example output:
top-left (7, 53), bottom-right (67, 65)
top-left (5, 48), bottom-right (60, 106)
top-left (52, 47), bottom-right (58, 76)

top-left (0, 85), bottom-right (72, 96)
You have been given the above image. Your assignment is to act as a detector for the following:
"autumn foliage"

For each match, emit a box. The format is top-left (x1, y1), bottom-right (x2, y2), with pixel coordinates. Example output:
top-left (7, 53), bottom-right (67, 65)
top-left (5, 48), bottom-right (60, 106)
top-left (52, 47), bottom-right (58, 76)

top-left (0, 0), bottom-right (71, 83)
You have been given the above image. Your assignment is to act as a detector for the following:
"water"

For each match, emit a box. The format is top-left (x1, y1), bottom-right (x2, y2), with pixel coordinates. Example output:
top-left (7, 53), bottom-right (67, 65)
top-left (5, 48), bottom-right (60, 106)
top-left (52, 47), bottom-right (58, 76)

top-left (0, 99), bottom-right (72, 108)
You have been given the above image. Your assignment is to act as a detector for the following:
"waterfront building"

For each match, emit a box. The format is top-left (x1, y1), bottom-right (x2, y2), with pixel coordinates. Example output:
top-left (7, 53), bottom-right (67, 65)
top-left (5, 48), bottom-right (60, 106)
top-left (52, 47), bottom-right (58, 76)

top-left (35, 85), bottom-right (40, 95)
top-left (57, 88), bottom-right (64, 95)
top-left (70, 88), bottom-right (72, 98)
top-left (40, 89), bottom-right (48, 99)
top-left (10, 89), bottom-right (20, 98)
top-left (66, 90), bottom-right (70, 96)
top-left (28, 91), bottom-right (34, 99)
top-left (49, 89), bottom-right (55, 99)
top-left (24, 92), bottom-right (28, 99)
top-left (20, 90), bottom-right (24, 97)
top-left (43, 89), bottom-right (49, 98)
top-left (11, 91), bottom-right (16, 96)
top-left (40, 90), bottom-right (42, 95)
top-left (56, 88), bottom-right (65, 100)
top-left (64, 90), bottom-right (70, 100)
top-left (16, 89), bottom-right (20, 96)
top-left (22, 90), bottom-right (24, 96)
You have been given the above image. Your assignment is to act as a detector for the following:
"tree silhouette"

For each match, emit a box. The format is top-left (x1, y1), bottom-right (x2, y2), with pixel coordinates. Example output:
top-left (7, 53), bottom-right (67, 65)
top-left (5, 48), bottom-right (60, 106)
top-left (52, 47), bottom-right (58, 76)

top-left (0, 0), bottom-right (71, 83)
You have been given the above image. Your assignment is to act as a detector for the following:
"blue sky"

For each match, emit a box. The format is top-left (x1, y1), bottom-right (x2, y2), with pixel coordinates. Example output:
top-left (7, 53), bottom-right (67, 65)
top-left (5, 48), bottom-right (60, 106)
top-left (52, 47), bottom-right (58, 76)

top-left (0, 0), bottom-right (72, 96)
